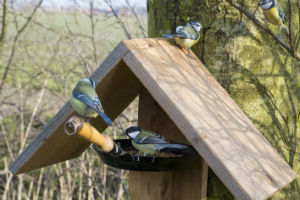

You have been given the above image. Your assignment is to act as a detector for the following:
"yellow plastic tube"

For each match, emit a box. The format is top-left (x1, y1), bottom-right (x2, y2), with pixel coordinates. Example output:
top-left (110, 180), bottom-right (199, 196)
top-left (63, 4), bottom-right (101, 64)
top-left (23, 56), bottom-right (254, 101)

top-left (64, 115), bottom-right (114, 152)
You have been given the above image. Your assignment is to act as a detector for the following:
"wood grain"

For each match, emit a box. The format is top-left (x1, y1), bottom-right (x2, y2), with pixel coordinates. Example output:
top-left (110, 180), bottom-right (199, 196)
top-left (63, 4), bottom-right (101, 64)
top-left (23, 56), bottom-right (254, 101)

top-left (123, 38), bottom-right (297, 200)
top-left (129, 88), bottom-right (208, 200)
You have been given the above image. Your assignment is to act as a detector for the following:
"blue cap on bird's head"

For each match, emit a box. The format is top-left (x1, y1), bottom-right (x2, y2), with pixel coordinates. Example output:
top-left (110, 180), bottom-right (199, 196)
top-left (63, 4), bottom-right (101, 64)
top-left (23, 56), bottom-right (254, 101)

top-left (125, 126), bottom-right (141, 139)
top-left (188, 21), bottom-right (203, 32)
top-left (259, 0), bottom-right (274, 9)
top-left (78, 78), bottom-right (96, 89)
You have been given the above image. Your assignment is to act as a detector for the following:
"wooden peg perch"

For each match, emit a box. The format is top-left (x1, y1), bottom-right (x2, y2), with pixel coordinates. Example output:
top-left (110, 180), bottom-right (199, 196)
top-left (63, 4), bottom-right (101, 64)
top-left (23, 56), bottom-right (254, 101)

top-left (64, 115), bottom-right (114, 152)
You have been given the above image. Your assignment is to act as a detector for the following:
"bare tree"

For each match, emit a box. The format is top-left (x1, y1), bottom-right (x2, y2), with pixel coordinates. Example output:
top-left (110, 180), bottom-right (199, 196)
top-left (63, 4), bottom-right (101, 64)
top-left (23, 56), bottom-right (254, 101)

top-left (0, 0), bottom-right (146, 199)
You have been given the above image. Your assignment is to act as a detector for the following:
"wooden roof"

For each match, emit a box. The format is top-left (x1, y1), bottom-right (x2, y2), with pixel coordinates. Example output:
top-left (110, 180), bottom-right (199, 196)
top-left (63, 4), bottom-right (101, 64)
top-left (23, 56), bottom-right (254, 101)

top-left (10, 38), bottom-right (296, 200)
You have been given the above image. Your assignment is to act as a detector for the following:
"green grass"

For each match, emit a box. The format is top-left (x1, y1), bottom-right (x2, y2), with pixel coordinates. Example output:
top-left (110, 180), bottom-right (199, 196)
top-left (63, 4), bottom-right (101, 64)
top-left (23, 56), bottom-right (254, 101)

top-left (0, 10), bottom-right (146, 140)
top-left (0, 9), bottom-right (145, 199)
top-left (1, 11), bottom-right (146, 111)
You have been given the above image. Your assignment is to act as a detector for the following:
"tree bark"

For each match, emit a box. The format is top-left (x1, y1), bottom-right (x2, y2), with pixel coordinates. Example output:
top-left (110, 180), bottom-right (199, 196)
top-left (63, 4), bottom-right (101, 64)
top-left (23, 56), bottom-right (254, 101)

top-left (147, 0), bottom-right (299, 199)
top-left (0, 0), bottom-right (7, 51)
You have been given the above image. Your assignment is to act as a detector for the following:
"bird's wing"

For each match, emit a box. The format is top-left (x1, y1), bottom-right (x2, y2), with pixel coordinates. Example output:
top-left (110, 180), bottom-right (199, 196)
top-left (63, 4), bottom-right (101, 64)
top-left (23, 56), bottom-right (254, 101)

top-left (276, 1), bottom-right (286, 22)
top-left (73, 92), bottom-right (112, 125)
top-left (141, 136), bottom-right (169, 144)
top-left (73, 83), bottom-right (104, 112)
top-left (175, 25), bottom-right (184, 33)
top-left (153, 143), bottom-right (196, 155)
top-left (73, 82), bottom-right (112, 125)
top-left (163, 34), bottom-right (175, 38)
top-left (134, 130), bottom-right (169, 144)
top-left (154, 143), bottom-right (191, 150)
top-left (162, 26), bottom-right (184, 38)
top-left (73, 93), bottom-right (103, 113)
top-left (175, 25), bottom-right (199, 40)
top-left (134, 136), bottom-right (169, 144)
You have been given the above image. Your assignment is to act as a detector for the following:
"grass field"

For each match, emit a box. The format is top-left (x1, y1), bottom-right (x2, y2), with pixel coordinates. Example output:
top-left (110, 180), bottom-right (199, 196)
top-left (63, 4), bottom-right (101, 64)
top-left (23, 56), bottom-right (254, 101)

top-left (0, 7), bottom-right (146, 200)
top-left (2, 10), bottom-right (146, 115)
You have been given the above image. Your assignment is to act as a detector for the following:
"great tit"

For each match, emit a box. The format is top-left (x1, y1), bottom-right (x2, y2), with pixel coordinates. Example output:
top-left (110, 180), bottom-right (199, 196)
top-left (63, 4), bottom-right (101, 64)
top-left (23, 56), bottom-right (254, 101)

top-left (125, 126), bottom-right (190, 156)
top-left (260, 0), bottom-right (288, 38)
top-left (163, 21), bottom-right (203, 58)
top-left (70, 78), bottom-right (112, 126)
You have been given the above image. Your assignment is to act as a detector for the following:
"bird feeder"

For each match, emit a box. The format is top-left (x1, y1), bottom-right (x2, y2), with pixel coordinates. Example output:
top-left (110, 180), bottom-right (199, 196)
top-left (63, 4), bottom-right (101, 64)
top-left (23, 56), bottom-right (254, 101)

top-left (64, 115), bottom-right (199, 171)
top-left (10, 39), bottom-right (296, 200)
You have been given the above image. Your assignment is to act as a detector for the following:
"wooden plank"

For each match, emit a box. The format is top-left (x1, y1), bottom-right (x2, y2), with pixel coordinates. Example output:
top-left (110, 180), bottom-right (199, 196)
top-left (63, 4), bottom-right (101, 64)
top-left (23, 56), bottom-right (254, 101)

top-left (123, 38), bottom-right (297, 200)
top-left (171, 163), bottom-right (208, 200)
top-left (129, 88), bottom-right (208, 200)
top-left (129, 171), bottom-right (173, 200)
top-left (9, 42), bottom-right (143, 174)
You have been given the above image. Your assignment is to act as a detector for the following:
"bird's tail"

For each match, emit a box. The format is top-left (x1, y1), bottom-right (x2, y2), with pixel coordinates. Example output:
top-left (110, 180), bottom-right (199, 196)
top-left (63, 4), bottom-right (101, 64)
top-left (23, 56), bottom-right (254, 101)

top-left (163, 34), bottom-right (175, 38)
top-left (157, 143), bottom-right (190, 149)
top-left (99, 112), bottom-right (113, 126)
top-left (156, 143), bottom-right (196, 155)
top-left (281, 24), bottom-right (289, 36)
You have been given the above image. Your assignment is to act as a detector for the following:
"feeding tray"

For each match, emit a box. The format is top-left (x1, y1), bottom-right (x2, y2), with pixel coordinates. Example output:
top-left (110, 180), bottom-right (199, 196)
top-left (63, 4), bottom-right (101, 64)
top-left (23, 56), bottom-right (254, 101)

top-left (92, 139), bottom-right (199, 171)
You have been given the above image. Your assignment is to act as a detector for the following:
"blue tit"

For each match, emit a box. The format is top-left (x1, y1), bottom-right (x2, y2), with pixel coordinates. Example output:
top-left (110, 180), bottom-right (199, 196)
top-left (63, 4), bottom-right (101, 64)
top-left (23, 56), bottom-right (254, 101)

top-left (124, 126), bottom-right (189, 156)
top-left (163, 21), bottom-right (203, 58)
top-left (70, 78), bottom-right (112, 126)
top-left (260, 0), bottom-right (289, 38)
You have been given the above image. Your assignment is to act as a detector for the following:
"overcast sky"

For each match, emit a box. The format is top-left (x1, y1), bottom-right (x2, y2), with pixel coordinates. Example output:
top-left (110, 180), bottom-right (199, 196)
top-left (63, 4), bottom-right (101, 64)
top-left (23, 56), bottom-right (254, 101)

top-left (42, 0), bottom-right (146, 9)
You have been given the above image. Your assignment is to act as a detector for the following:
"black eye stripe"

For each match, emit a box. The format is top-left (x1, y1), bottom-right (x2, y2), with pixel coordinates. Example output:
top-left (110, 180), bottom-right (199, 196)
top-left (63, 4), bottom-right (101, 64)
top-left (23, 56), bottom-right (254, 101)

top-left (89, 79), bottom-right (96, 88)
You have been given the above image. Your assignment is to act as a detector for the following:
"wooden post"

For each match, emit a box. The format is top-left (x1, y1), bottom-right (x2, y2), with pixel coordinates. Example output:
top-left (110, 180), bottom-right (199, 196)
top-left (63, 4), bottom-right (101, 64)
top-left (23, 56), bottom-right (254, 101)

top-left (129, 89), bottom-right (208, 200)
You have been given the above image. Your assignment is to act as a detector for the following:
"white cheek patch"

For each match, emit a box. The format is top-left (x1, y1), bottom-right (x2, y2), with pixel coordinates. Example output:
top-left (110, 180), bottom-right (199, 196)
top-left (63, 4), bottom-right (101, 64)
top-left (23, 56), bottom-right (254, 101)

top-left (90, 79), bottom-right (96, 89)
top-left (129, 131), bottom-right (139, 138)
top-left (195, 26), bottom-right (202, 32)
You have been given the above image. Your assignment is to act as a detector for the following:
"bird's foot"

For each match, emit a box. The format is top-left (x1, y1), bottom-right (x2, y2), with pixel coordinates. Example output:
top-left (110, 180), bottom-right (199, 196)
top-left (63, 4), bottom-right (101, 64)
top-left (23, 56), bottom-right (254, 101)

top-left (187, 53), bottom-right (196, 59)
top-left (134, 153), bottom-right (140, 161)
top-left (276, 33), bottom-right (282, 41)
top-left (187, 48), bottom-right (196, 59)
top-left (151, 156), bottom-right (156, 163)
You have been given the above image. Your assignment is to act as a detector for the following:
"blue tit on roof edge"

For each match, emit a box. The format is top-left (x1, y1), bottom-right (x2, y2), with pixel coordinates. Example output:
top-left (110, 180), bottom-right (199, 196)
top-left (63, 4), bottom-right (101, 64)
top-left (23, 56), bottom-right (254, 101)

top-left (70, 78), bottom-right (112, 126)
top-left (260, 0), bottom-right (289, 38)
top-left (163, 21), bottom-right (203, 58)
top-left (124, 126), bottom-right (190, 156)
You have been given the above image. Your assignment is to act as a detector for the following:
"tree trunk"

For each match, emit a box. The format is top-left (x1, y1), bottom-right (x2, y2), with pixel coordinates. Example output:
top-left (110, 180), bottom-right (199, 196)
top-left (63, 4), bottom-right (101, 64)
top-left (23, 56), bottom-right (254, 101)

top-left (147, 0), bottom-right (299, 199)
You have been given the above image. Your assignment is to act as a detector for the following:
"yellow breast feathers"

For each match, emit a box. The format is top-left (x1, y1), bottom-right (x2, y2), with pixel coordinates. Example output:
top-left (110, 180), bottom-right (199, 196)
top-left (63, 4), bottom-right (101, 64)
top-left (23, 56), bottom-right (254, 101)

top-left (263, 6), bottom-right (283, 25)
top-left (174, 36), bottom-right (200, 49)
